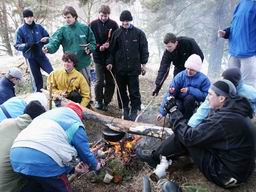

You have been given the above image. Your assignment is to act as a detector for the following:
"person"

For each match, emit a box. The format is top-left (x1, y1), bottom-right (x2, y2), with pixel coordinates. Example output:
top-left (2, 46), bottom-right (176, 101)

top-left (43, 6), bottom-right (96, 89)
top-left (188, 67), bottom-right (256, 128)
top-left (218, 0), bottom-right (256, 88)
top-left (47, 52), bottom-right (90, 107)
top-left (0, 101), bottom-right (46, 192)
top-left (90, 5), bottom-right (119, 111)
top-left (14, 9), bottom-right (53, 92)
top-left (152, 33), bottom-right (204, 96)
top-left (0, 67), bottom-right (23, 104)
top-left (106, 10), bottom-right (149, 121)
top-left (10, 102), bottom-right (100, 191)
top-left (157, 54), bottom-right (210, 120)
top-left (0, 92), bottom-right (48, 123)
top-left (139, 80), bottom-right (255, 188)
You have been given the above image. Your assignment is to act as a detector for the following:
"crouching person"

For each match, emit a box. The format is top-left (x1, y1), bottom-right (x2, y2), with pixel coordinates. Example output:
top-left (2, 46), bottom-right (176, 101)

top-left (140, 80), bottom-right (255, 188)
top-left (10, 102), bottom-right (100, 191)
top-left (0, 101), bottom-right (46, 192)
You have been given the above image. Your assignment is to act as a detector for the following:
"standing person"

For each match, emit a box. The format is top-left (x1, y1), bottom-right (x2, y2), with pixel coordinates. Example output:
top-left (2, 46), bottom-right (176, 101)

top-left (0, 101), bottom-right (46, 192)
top-left (14, 9), bottom-right (53, 92)
top-left (157, 54), bottom-right (210, 121)
top-left (218, 0), bottom-right (256, 88)
top-left (43, 6), bottom-right (96, 90)
top-left (47, 53), bottom-right (90, 107)
top-left (106, 10), bottom-right (149, 121)
top-left (90, 5), bottom-right (118, 111)
top-left (0, 67), bottom-right (23, 104)
top-left (140, 80), bottom-right (255, 188)
top-left (152, 33), bottom-right (204, 96)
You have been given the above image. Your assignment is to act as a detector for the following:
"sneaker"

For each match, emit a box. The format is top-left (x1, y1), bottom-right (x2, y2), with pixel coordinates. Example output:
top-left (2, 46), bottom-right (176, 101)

top-left (130, 109), bottom-right (138, 121)
top-left (95, 101), bottom-right (103, 110)
top-left (136, 149), bottom-right (158, 168)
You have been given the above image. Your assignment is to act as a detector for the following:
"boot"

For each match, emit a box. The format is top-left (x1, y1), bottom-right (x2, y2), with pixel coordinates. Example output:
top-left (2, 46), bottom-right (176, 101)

top-left (102, 102), bottom-right (109, 111)
top-left (95, 101), bottom-right (103, 110)
top-left (123, 108), bottom-right (130, 120)
top-left (130, 108), bottom-right (138, 121)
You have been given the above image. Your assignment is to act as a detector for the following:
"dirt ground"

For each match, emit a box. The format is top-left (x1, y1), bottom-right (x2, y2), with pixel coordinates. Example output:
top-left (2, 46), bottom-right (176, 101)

top-left (70, 70), bottom-right (256, 192)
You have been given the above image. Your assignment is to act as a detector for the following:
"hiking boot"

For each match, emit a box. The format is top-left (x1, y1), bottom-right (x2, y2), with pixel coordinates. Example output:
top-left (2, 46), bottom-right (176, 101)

top-left (95, 101), bottom-right (103, 110)
top-left (123, 108), bottom-right (130, 120)
top-left (130, 109), bottom-right (138, 121)
top-left (102, 103), bottom-right (109, 111)
top-left (136, 149), bottom-right (158, 168)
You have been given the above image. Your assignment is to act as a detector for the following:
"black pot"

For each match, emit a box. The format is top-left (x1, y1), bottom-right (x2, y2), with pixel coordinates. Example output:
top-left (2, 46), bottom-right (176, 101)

top-left (102, 127), bottom-right (125, 142)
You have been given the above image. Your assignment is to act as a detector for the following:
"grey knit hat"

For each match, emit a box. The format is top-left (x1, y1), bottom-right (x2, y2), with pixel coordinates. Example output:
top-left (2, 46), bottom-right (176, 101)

top-left (211, 79), bottom-right (237, 98)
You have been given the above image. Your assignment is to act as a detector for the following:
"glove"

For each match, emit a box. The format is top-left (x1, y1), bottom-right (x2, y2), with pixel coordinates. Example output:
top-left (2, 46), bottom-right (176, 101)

top-left (152, 86), bottom-right (160, 96)
top-left (164, 97), bottom-right (177, 113)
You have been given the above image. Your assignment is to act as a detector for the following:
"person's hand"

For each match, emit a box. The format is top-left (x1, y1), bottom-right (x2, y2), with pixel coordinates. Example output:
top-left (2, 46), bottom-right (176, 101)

top-left (152, 86), bottom-right (160, 96)
top-left (106, 64), bottom-right (112, 71)
top-left (218, 30), bottom-right (226, 38)
top-left (99, 46), bottom-right (105, 51)
top-left (169, 87), bottom-right (175, 94)
top-left (156, 114), bottom-right (163, 121)
top-left (141, 64), bottom-right (146, 76)
top-left (103, 42), bottom-right (110, 49)
top-left (180, 87), bottom-right (188, 93)
top-left (75, 162), bottom-right (89, 174)
top-left (42, 46), bottom-right (48, 53)
top-left (40, 37), bottom-right (49, 43)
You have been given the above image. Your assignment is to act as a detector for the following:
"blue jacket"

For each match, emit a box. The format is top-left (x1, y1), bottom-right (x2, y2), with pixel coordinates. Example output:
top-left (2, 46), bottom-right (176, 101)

top-left (188, 81), bottom-right (256, 128)
top-left (0, 97), bottom-right (26, 122)
top-left (0, 77), bottom-right (15, 105)
top-left (225, 0), bottom-right (256, 57)
top-left (159, 70), bottom-right (210, 116)
top-left (10, 107), bottom-right (97, 177)
top-left (14, 22), bottom-right (49, 59)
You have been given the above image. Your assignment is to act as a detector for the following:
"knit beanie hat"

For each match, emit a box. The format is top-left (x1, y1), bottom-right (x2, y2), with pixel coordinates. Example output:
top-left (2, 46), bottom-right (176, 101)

top-left (66, 101), bottom-right (84, 120)
top-left (120, 10), bottom-right (133, 21)
top-left (23, 9), bottom-right (33, 18)
top-left (211, 79), bottom-right (237, 98)
top-left (184, 54), bottom-right (202, 72)
top-left (24, 100), bottom-right (46, 119)
top-left (222, 68), bottom-right (241, 87)
top-left (7, 67), bottom-right (23, 80)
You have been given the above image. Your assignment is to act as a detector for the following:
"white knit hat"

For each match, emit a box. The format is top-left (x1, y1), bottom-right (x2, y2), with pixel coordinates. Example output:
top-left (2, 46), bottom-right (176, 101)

top-left (184, 54), bottom-right (202, 72)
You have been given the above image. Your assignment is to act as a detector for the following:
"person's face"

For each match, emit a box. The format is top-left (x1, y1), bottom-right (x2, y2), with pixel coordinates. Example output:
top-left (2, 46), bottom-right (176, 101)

top-left (24, 16), bottom-right (34, 25)
top-left (208, 89), bottom-right (224, 110)
top-left (64, 14), bottom-right (76, 25)
top-left (63, 59), bottom-right (75, 72)
top-left (99, 12), bottom-right (109, 23)
top-left (121, 21), bottom-right (130, 29)
top-left (186, 68), bottom-right (197, 76)
top-left (165, 41), bottom-right (178, 52)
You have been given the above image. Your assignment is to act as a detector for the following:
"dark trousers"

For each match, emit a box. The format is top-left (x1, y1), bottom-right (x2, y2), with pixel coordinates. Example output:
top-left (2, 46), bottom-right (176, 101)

top-left (27, 55), bottom-right (53, 92)
top-left (94, 63), bottom-right (115, 104)
top-left (20, 174), bottom-right (72, 192)
top-left (116, 74), bottom-right (141, 110)
top-left (176, 95), bottom-right (197, 119)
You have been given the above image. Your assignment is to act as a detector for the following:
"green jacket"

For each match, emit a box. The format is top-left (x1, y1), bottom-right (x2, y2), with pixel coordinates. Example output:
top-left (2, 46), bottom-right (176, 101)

top-left (46, 21), bottom-right (96, 70)
top-left (0, 114), bottom-right (32, 192)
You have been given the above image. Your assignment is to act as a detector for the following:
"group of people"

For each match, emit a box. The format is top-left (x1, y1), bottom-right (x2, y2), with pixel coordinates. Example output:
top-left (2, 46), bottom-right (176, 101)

top-left (0, 0), bottom-right (256, 190)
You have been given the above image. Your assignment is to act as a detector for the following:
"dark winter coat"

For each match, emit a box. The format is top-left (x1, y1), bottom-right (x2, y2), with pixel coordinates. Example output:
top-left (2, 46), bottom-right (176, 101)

top-left (14, 22), bottom-right (49, 59)
top-left (0, 77), bottom-right (15, 105)
top-left (90, 18), bottom-right (119, 65)
top-left (171, 96), bottom-right (255, 187)
top-left (107, 25), bottom-right (149, 76)
top-left (155, 36), bottom-right (204, 88)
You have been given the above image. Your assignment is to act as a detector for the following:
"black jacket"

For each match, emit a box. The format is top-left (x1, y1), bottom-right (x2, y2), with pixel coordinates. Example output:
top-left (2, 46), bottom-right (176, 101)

top-left (90, 18), bottom-right (118, 65)
top-left (0, 77), bottom-right (15, 105)
top-left (171, 96), bottom-right (255, 187)
top-left (155, 36), bottom-right (204, 88)
top-left (107, 25), bottom-right (149, 76)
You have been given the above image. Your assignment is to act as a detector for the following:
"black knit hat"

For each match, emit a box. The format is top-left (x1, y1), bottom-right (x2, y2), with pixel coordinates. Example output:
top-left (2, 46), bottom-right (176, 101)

top-left (120, 10), bottom-right (133, 21)
top-left (211, 79), bottom-right (237, 98)
top-left (222, 68), bottom-right (241, 87)
top-left (23, 9), bottom-right (33, 18)
top-left (24, 100), bottom-right (46, 119)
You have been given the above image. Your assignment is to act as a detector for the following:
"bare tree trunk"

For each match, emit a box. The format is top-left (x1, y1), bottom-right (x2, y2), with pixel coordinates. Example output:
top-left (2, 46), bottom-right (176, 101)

top-left (0, 1), bottom-right (13, 56)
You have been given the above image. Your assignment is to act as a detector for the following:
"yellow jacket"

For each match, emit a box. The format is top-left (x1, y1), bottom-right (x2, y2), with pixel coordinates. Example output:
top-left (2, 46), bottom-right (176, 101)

top-left (47, 68), bottom-right (90, 107)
